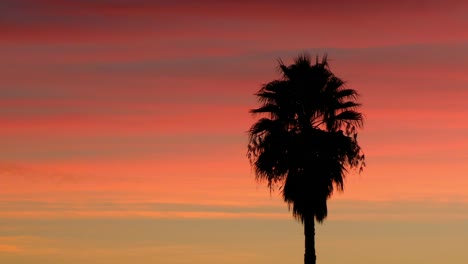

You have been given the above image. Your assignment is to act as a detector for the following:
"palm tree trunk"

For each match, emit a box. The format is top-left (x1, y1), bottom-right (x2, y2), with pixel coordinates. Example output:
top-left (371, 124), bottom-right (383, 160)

top-left (304, 215), bottom-right (316, 264)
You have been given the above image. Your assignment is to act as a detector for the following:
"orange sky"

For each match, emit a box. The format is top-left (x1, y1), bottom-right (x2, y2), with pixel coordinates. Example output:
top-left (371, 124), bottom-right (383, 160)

top-left (1, 1), bottom-right (468, 263)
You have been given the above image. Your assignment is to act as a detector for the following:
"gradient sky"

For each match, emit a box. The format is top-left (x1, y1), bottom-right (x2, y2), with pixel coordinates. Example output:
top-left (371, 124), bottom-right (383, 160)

top-left (1, 1), bottom-right (468, 263)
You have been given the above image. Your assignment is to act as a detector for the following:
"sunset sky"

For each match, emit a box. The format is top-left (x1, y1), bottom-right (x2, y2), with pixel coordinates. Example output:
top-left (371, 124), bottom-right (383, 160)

top-left (1, 1), bottom-right (468, 263)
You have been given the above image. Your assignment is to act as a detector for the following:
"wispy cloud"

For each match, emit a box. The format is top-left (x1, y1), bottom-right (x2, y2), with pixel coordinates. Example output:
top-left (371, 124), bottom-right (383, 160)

top-left (0, 236), bottom-right (58, 254)
top-left (1, 199), bottom-right (467, 221)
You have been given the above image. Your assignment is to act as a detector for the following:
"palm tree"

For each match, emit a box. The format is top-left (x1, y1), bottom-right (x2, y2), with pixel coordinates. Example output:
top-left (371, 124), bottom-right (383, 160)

top-left (247, 54), bottom-right (365, 264)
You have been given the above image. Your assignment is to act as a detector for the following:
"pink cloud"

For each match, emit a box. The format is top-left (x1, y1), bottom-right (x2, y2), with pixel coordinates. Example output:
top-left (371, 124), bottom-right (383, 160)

top-left (2, 0), bottom-right (468, 48)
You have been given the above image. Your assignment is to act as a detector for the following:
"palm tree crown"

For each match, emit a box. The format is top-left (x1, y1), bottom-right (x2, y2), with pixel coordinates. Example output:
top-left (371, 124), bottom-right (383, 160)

top-left (247, 54), bottom-right (365, 223)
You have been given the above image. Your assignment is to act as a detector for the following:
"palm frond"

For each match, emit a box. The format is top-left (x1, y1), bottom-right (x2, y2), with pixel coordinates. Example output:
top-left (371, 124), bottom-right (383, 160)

top-left (249, 104), bottom-right (280, 117)
top-left (334, 110), bottom-right (364, 127)
top-left (334, 101), bottom-right (361, 110)
top-left (336, 88), bottom-right (359, 100)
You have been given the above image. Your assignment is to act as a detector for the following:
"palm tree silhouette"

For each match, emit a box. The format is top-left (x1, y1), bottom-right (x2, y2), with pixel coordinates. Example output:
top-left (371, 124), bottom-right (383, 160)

top-left (247, 54), bottom-right (365, 264)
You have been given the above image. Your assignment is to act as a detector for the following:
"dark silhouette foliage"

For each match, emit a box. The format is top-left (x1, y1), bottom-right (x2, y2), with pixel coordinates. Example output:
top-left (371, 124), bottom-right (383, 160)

top-left (247, 54), bottom-right (365, 264)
